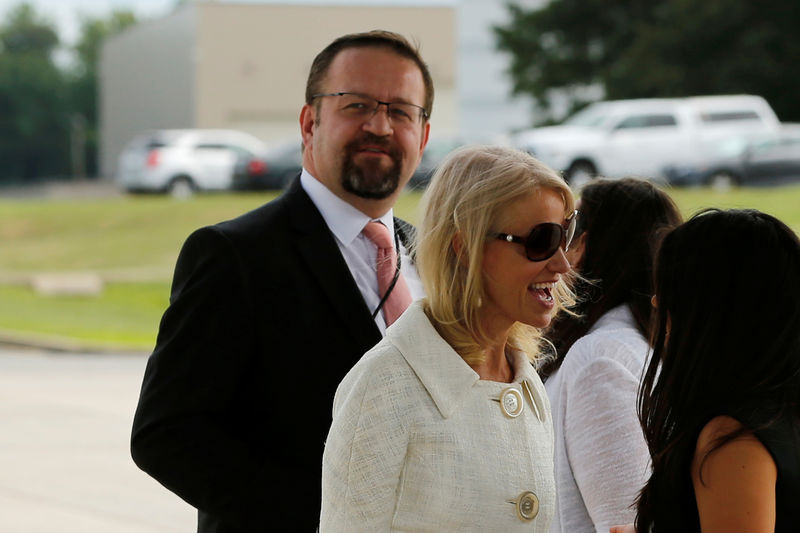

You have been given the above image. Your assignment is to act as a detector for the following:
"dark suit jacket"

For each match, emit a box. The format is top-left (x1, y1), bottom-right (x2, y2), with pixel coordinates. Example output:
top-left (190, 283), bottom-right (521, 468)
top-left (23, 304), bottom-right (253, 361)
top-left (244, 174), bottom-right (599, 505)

top-left (131, 178), bottom-right (411, 532)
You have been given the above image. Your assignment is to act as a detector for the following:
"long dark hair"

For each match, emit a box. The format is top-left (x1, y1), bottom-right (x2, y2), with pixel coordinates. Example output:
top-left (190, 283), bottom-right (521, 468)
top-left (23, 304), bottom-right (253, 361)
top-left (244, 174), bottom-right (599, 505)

top-left (540, 177), bottom-right (682, 379)
top-left (635, 209), bottom-right (800, 531)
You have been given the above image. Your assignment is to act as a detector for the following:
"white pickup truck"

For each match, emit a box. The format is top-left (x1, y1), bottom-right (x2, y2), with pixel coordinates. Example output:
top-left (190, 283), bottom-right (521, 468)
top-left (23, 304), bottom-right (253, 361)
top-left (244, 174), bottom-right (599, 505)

top-left (512, 95), bottom-right (781, 185)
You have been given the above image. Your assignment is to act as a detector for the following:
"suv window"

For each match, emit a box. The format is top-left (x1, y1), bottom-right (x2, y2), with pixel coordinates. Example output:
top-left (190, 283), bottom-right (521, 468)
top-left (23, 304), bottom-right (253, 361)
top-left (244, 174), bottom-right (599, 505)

top-left (615, 114), bottom-right (678, 129)
top-left (195, 143), bottom-right (230, 150)
top-left (195, 142), bottom-right (257, 158)
top-left (699, 110), bottom-right (761, 123)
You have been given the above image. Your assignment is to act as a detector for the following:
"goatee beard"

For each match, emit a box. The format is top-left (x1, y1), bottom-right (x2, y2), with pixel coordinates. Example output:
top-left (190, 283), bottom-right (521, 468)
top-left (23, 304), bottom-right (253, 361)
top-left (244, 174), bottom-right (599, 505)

top-left (340, 134), bottom-right (403, 199)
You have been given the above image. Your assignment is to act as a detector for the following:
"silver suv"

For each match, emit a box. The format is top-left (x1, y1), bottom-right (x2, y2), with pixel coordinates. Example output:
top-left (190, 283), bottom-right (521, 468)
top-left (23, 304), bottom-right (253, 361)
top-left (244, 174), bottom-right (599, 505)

top-left (117, 129), bottom-right (267, 197)
top-left (513, 95), bottom-right (781, 185)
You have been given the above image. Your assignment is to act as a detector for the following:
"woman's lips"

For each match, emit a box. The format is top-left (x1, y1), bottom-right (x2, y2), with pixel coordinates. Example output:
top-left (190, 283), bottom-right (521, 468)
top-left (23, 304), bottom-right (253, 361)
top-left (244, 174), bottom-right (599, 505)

top-left (529, 281), bottom-right (557, 304)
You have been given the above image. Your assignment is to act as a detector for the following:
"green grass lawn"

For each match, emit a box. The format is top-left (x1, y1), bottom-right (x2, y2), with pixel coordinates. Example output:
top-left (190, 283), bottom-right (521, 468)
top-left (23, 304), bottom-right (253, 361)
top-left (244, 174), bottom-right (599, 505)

top-left (0, 282), bottom-right (169, 351)
top-left (1, 184), bottom-right (798, 351)
top-left (666, 185), bottom-right (800, 229)
top-left (0, 192), bottom-right (276, 277)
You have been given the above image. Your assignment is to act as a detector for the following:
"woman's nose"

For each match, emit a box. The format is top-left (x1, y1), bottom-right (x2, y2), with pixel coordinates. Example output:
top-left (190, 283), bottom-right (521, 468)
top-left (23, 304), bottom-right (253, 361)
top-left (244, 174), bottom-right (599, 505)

top-left (547, 247), bottom-right (571, 273)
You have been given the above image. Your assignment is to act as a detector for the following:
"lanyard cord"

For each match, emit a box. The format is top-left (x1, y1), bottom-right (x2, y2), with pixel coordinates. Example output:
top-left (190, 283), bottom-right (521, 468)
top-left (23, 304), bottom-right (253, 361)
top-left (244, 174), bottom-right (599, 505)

top-left (371, 227), bottom-right (402, 320)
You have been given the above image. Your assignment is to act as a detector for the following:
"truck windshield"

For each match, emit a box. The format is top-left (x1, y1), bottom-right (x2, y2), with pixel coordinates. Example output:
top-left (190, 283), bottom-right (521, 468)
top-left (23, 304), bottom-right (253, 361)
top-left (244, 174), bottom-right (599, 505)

top-left (563, 105), bottom-right (610, 127)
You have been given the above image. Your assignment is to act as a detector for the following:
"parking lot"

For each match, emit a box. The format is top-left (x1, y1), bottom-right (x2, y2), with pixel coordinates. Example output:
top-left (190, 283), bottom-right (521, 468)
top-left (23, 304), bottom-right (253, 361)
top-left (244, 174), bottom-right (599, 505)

top-left (0, 345), bottom-right (195, 532)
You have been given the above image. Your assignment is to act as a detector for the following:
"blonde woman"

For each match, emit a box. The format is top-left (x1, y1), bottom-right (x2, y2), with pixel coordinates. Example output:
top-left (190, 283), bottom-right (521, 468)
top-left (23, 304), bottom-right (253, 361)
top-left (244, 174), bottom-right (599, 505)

top-left (320, 145), bottom-right (577, 532)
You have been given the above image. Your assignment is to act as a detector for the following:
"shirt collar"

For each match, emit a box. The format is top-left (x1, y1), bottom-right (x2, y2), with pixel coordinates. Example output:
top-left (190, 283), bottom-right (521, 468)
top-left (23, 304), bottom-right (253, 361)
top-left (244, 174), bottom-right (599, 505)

top-left (300, 168), bottom-right (395, 246)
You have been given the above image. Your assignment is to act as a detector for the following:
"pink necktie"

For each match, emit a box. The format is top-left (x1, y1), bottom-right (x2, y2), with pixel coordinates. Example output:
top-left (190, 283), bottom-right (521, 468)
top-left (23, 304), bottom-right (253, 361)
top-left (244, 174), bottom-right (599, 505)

top-left (362, 221), bottom-right (412, 326)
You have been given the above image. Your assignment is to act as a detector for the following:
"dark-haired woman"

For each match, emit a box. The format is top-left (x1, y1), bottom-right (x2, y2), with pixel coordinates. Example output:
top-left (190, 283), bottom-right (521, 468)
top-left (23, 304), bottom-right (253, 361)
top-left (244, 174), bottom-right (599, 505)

top-left (542, 178), bottom-right (682, 533)
top-left (625, 209), bottom-right (800, 533)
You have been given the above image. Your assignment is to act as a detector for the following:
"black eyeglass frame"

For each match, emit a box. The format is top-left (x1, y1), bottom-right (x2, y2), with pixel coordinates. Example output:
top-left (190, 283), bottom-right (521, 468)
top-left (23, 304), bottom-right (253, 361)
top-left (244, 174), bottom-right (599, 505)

top-left (311, 91), bottom-right (430, 122)
top-left (491, 210), bottom-right (579, 262)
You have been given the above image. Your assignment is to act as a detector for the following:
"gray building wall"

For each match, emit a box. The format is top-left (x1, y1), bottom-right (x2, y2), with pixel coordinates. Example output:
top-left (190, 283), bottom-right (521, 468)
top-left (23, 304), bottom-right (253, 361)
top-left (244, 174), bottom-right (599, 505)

top-left (100, 7), bottom-right (196, 177)
top-left (215, 0), bottom-right (546, 135)
top-left (99, 1), bottom-right (457, 178)
top-left (193, 3), bottom-right (457, 138)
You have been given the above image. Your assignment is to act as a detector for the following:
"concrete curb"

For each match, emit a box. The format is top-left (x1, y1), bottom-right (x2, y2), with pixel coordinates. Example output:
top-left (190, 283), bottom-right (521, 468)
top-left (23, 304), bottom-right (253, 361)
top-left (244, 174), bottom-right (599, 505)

top-left (0, 330), bottom-right (149, 355)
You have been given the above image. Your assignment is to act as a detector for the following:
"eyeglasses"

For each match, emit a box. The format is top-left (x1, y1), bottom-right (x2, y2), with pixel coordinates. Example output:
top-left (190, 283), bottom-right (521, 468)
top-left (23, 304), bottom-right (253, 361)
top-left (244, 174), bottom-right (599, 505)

top-left (312, 92), bottom-right (429, 125)
top-left (491, 210), bottom-right (578, 262)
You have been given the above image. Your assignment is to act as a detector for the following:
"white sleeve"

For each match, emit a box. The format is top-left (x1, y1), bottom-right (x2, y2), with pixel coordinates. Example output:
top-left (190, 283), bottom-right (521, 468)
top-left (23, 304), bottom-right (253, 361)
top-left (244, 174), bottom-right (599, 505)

top-left (563, 349), bottom-right (651, 532)
top-left (320, 355), bottom-right (410, 533)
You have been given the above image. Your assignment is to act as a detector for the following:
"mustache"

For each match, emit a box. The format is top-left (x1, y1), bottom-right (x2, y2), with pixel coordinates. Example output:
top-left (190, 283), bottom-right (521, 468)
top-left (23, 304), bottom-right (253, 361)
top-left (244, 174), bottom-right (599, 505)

top-left (344, 134), bottom-right (401, 159)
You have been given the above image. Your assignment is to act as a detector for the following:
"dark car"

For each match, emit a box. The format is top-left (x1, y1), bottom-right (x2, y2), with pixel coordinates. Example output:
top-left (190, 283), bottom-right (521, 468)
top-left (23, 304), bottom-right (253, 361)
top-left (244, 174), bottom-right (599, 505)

top-left (407, 133), bottom-right (511, 190)
top-left (232, 140), bottom-right (303, 190)
top-left (663, 126), bottom-right (800, 190)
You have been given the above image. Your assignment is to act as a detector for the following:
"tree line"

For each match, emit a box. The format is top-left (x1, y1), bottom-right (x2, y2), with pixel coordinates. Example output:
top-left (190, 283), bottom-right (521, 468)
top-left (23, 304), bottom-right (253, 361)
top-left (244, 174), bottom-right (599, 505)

top-left (0, 2), bottom-right (136, 183)
top-left (496, 0), bottom-right (800, 126)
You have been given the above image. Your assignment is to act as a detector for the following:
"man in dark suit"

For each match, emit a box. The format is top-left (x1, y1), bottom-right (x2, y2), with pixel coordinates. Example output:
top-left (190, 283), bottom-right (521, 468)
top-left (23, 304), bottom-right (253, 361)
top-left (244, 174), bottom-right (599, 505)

top-left (130, 30), bottom-right (432, 532)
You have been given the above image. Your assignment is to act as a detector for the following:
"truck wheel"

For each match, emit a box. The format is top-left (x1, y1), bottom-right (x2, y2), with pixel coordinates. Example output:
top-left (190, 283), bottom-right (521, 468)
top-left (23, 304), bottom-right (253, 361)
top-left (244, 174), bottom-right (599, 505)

top-left (168, 176), bottom-right (195, 199)
top-left (565, 161), bottom-right (597, 188)
top-left (708, 171), bottom-right (738, 192)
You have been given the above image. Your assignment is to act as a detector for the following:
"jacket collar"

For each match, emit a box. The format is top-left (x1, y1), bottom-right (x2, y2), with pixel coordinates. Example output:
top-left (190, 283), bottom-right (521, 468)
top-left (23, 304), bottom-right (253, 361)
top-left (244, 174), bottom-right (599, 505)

top-left (283, 175), bottom-right (382, 349)
top-left (386, 301), bottom-right (479, 418)
top-left (387, 301), bottom-right (543, 419)
top-left (588, 303), bottom-right (636, 334)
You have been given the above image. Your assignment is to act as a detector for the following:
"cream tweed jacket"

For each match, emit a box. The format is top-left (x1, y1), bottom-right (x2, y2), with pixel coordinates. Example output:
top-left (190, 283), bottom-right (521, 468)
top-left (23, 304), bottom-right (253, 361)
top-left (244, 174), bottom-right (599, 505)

top-left (320, 300), bottom-right (555, 532)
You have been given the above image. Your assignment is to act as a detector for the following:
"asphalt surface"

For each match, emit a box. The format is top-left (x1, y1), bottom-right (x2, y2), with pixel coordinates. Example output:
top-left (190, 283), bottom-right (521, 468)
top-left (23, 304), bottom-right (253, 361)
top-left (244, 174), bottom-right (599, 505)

top-left (2, 179), bottom-right (194, 530)
top-left (0, 344), bottom-right (196, 532)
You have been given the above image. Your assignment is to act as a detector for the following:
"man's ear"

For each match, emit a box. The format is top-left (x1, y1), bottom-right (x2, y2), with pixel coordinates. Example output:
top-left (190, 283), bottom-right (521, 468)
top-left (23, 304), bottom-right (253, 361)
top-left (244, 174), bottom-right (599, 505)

top-left (419, 120), bottom-right (430, 154)
top-left (565, 232), bottom-right (587, 270)
top-left (299, 104), bottom-right (315, 148)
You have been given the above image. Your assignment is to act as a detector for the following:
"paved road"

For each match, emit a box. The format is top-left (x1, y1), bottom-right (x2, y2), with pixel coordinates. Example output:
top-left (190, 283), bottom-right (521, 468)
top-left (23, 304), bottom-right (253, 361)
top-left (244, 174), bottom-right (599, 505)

top-left (0, 346), bottom-right (195, 532)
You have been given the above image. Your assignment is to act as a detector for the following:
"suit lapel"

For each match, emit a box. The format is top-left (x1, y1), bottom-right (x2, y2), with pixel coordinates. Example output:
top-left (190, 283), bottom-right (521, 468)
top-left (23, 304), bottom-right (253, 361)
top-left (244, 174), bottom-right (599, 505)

top-left (283, 178), bottom-right (382, 350)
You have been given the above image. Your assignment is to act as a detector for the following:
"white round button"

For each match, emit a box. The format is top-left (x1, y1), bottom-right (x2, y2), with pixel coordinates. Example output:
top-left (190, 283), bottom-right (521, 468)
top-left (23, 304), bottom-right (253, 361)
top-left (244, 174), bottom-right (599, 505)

top-left (499, 387), bottom-right (523, 417)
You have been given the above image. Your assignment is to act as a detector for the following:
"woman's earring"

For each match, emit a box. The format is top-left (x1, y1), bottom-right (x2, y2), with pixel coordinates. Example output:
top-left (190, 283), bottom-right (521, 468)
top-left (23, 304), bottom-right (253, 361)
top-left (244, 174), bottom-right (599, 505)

top-left (477, 296), bottom-right (483, 308)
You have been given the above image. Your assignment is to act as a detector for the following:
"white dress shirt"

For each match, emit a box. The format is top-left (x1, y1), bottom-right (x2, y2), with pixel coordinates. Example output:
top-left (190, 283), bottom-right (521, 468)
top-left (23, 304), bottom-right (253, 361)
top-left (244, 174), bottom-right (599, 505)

top-left (321, 300), bottom-right (556, 532)
top-left (300, 169), bottom-right (424, 334)
top-left (544, 305), bottom-right (652, 533)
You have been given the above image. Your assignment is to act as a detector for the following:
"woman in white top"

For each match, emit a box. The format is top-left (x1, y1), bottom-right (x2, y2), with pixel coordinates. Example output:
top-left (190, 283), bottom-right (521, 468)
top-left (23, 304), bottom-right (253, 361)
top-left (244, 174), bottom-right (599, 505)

top-left (320, 145), bottom-right (577, 532)
top-left (540, 178), bottom-right (682, 533)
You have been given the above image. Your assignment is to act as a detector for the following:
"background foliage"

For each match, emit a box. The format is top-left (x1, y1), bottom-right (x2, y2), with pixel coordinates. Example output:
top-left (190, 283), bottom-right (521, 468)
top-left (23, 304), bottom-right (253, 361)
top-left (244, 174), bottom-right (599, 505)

top-left (0, 2), bottom-right (136, 183)
top-left (495, 0), bottom-right (800, 125)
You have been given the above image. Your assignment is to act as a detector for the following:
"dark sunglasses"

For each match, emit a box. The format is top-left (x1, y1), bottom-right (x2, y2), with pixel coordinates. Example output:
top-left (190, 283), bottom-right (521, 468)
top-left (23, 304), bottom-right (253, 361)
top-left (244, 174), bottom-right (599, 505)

top-left (491, 210), bottom-right (578, 262)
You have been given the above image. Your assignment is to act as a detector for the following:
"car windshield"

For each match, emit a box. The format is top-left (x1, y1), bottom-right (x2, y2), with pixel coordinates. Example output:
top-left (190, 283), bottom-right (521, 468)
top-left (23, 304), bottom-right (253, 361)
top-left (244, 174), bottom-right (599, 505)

top-left (711, 134), bottom-right (772, 157)
top-left (131, 131), bottom-right (181, 150)
top-left (563, 104), bottom-right (611, 127)
top-left (714, 137), bottom-right (751, 157)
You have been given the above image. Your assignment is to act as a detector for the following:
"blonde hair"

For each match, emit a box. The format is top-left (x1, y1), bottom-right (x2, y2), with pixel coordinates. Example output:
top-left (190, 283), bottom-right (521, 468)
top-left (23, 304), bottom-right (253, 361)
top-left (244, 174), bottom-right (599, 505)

top-left (414, 144), bottom-right (576, 365)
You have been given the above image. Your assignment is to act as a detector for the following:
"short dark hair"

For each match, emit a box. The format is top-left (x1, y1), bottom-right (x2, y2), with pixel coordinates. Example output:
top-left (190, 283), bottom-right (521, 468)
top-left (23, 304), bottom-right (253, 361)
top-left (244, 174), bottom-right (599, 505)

top-left (305, 30), bottom-right (434, 119)
top-left (540, 177), bottom-right (682, 379)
